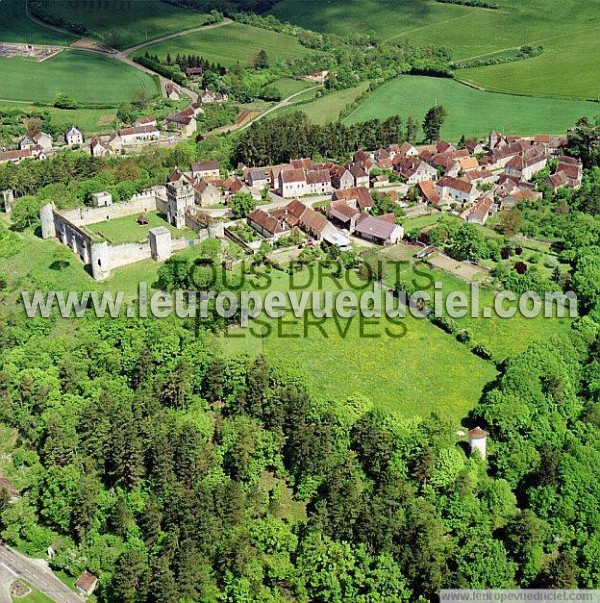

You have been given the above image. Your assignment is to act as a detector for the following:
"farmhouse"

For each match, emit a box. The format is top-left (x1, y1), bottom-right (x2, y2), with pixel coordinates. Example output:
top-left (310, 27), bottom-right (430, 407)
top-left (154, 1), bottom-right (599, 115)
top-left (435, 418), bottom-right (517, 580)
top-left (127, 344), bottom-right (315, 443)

top-left (306, 169), bottom-right (333, 195)
top-left (329, 165), bottom-right (355, 190)
top-left (164, 103), bottom-right (202, 137)
top-left (389, 142), bottom-right (419, 158)
top-left (332, 187), bottom-right (373, 210)
top-left (436, 176), bottom-right (478, 204)
top-left (465, 195), bottom-right (494, 225)
top-left (65, 126), bottom-right (83, 146)
top-left (90, 138), bottom-right (111, 157)
top-left (19, 131), bottom-right (53, 151)
top-left (118, 125), bottom-right (160, 146)
top-left (327, 199), bottom-right (361, 231)
top-left (134, 116), bottom-right (157, 127)
top-left (394, 157), bottom-right (437, 184)
top-left (194, 179), bottom-right (222, 207)
top-left (248, 208), bottom-right (291, 241)
top-left (191, 160), bottom-right (220, 181)
top-left (504, 152), bottom-right (547, 181)
top-left (200, 89), bottom-right (228, 103)
top-left (245, 168), bottom-right (270, 190)
top-left (349, 165), bottom-right (370, 188)
top-left (165, 83), bottom-right (180, 100)
top-left (354, 214), bottom-right (403, 245)
top-left (543, 156), bottom-right (583, 190)
top-left (417, 180), bottom-right (442, 208)
top-left (0, 146), bottom-right (45, 165)
top-left (279, 168), bottom-right (307, 198)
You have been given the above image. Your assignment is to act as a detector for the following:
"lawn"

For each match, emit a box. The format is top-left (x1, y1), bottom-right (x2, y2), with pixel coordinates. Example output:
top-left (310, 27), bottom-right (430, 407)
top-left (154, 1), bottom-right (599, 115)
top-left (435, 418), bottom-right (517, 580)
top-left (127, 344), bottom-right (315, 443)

top-left (270, 0), bottom-right (600, 99)
top-left (216, 268), bottom-right (498, 424)
top-left (342, 76), bottom-right (599, 140)
top-left (272, 83), bottom-right (369, 124)
top-left (87, 212), bottom-right (191, 245)
top-left (0, 0), bottom-right (75, 45)
top-left (134, 22), bottom-right (314, 68)
top-left (43, 0), bottom-right (210, 50)
top-left (0, 50), bottom-right (159, 106)
top-left (11, 584), bottom-right (54, 603)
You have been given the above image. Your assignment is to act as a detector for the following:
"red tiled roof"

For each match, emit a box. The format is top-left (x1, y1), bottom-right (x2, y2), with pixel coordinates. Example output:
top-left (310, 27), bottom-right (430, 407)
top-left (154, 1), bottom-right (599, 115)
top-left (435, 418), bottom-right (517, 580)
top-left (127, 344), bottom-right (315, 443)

top-left (333, 186), bottom-right (373, 209)
top-left (469, 426), bottom-right (487, 440)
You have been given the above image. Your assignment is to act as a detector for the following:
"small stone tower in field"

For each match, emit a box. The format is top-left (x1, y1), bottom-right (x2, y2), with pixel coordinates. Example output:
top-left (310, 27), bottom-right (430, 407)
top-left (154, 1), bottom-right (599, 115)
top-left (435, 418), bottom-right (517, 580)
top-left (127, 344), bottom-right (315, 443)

top-left (469, 426), bottom-right (488, 460)
top-left (40, 203), bottom-right (56, 239)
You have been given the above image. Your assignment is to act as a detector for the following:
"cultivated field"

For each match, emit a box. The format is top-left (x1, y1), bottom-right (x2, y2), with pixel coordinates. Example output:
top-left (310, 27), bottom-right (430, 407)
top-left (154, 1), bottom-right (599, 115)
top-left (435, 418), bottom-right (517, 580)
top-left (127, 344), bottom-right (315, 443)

top-left (0, 50), bottom-right (159, 105)
top-left (42, 0), bottom-right (210, 50)
top-left (270, 0), bottom-right (600, 100)
top-left (134, 22), bottom-right (314, 68)
top-left (342, 76), bottom-right (599, 139)
top-left (0, 0), bottom-right (75, 45)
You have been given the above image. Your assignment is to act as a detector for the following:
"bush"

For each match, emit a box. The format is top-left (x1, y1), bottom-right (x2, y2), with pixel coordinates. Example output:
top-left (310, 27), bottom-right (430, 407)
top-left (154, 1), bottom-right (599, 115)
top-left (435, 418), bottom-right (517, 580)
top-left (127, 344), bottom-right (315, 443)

top-left (456, 328), bottom-right (472, 344)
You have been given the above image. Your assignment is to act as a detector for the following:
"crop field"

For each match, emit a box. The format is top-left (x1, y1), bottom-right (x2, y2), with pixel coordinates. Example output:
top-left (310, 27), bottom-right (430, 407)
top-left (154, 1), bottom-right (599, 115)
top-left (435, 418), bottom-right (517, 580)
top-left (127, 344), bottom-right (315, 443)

top-left (342, 76), bottom-right (599, 139)
top-left (217, 269), bottom-right (498, 424)
top-left (135, 22), bottom-right (314, 68)
top-left (270, 0), bottom-right (600, 100)
top-left (0, 50), bottom-right (159, 105)
top-left (0, 0), bottom-right (75, 45)
top-left (43, 0), bottom-right (210, 50)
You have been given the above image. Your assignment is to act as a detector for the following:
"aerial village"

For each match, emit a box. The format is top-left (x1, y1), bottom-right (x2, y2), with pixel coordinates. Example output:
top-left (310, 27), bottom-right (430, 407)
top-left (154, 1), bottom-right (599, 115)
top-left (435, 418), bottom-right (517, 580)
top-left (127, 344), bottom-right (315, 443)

top-left (12, 127), bottom-right (582, 280)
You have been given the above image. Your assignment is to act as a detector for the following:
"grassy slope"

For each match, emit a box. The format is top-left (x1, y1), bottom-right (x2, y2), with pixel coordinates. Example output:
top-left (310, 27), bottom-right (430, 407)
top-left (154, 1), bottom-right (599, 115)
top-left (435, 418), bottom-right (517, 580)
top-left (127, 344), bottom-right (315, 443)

top-left (134, 22), bottom-right (313, 68)
top-left (43, 0), bottom-right (209, 50)
top-left (271, 77), bottom-right (315, 97)
top-left (270, 0), bottom-right (600, 99)
top-left (0, 50), bottom-right (159, 105)
top-left (343, 76), bottom-right (599, 139)
top-left (0, 0), bottom-right (75, 45)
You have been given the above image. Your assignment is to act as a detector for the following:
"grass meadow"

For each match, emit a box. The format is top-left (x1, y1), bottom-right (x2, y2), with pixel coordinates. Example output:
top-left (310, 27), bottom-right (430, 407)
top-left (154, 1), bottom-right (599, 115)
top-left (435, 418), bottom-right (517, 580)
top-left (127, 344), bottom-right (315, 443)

top-left (0, 0), bottom-right (75, 45)
top-left (342, 76), bottom-right (599, 139)
top-left (270, 0), bottom-right (600, 99)
top-left (0, 50), bottom-right (159, 105)
top-left (134, 22), bottom-right (315, 68)
top-left (43, 0), bottom-right (210, 50)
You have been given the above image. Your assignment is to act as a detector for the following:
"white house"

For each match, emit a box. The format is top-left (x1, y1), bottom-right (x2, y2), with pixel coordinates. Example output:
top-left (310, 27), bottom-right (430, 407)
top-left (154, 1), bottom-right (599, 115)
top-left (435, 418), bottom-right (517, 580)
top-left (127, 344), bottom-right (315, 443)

top-left (118, 125), bottom-right (160, 146)
top-left (191, 160), bottom-right (220, 181)
top-left (90, 138), bottom-right (111, 157)
top-left (436, 176), bottom-right (478, 204)
top-left (279, 168), bottom-right (307, 198)
top-left (65, 126), bottom-right (83, 146)
top-left (20, 131), bottom-right (53, 151)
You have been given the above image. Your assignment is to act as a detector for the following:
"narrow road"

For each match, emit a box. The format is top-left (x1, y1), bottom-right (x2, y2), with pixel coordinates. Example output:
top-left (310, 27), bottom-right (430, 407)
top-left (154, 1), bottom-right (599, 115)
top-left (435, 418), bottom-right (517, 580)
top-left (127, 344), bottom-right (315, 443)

top-left (236, 85), bottom-right (323, 131)
top-left (0, 545), bottom-right (82, 603)
top-left (117, 18), bottom-right (233, 58)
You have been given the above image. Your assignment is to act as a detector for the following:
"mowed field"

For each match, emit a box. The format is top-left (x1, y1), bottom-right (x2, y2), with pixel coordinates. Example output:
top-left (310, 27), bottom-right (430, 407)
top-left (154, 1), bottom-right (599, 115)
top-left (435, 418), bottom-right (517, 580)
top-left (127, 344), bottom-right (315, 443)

top-left (216, 269), bottom-right (498, 424)
top-left (342, 76), bottom-right (600, 139)
top-left (0, 50), bottom-right (159, 105)
top-left (270, 0), bottom-right (600, 100)
top-left (43, 0), bottom-right (210, 50)
top-left (134, 22), bottom-right (315, 68)
top-left (0, 0), bottom-right (75, 45)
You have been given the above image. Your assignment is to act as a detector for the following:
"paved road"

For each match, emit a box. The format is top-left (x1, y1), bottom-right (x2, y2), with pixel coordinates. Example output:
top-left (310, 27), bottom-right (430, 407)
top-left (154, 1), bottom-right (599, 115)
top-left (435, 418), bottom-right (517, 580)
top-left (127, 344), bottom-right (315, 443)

top-left (0, 545), bottom-right (82, 603)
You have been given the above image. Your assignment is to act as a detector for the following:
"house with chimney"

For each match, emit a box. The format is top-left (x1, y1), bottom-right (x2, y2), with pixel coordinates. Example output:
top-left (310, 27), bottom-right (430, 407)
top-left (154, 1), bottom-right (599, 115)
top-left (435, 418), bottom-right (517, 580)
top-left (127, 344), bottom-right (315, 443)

top-left (436, 176), bottom-right (478, 204)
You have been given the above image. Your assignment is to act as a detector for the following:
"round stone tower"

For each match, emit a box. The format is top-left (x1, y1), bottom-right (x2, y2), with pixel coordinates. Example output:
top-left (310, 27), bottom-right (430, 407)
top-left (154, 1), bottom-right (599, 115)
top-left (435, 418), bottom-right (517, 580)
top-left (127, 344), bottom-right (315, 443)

top-left (468, 426), bottom-right (488, 459)
top-left (90, 241), bottom-right (111, 281)
top-left (40, 203), bottom-right (56, 239)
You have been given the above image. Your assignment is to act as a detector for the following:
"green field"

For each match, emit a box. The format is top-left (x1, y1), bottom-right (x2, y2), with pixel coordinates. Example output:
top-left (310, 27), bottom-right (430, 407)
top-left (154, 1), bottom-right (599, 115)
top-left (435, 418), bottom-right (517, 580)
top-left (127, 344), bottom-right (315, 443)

top-left (134, 21), bottom-right (314, 68)
top-left (270, 0), bottom-right (600, 100)
top-left (0, 50), bottom-right (159, 105)
top-left (0, 0), bottom-right (75, 45)
top-left (342, 76), bottom-right (600, 139)
top-left (273, 83), bottom-right (369, 124)
top-left (216, 268), bottom-right (498, 424)
top-left (43, 0), bottom-right (210, 50)
top-left (270, 77), bottom-right (316, 98)
top-left (87, 212), bottom-right (191, 245)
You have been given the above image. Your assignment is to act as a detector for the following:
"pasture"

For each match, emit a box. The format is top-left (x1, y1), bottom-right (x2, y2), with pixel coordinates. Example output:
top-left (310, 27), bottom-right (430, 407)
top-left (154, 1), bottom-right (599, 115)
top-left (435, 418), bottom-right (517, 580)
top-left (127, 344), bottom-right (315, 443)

top-left (42, 0), bottom-right (210, 50)
top-left (342, 76), bottom-right (599, 139)
top-left (0, 50), bottom-right (159, 105)
top-left (134, 22), bottom-right (314, 68)
top-left (0, 0), bottom-right (74, 45)
top-left (216, 268), bottom-right (498, 424)
top-left (270, 0), bottom-right (600, 100)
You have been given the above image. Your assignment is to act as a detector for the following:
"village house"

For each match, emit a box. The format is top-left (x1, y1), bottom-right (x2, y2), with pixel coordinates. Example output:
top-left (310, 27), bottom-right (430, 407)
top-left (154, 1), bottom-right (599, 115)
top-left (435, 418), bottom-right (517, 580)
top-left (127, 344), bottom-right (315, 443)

top-left (436, 140), bottom-right (455, 154)
top-left (19, 131), bottom-right (53, 151)
top-left (372, 174), bottom-right (390, 188)
top-left (464, 167), bottom-right (496, 186)
top-left (200, 89), bottom-right (228, 103)
top-left (329, 165), bottom-right (355, 190)
top-left (75, 571), bottom-right (98, 597)
top-left (349, 165), bottom-right (370, 188)
top-left (191, 160), bottom-right (220, 181)
top-left (193, 179), bottom-right (222, 207)
top-left (353, 214), bottom-right (404, 245)
top-left (107, 133), bottom-right (123, 154)
top-left (165, 83), bottom-right (181, 101)
top-left (504, 152), bottom-right (547, 181)
top-left (279, 168), bottom-right (307, 198)
top-left (90, 137), bottom-right (111, 158)
top-left (118, 125), bottom-right (160, 146)
top-left (464, 138), bottom-right (485, 155)
top-left (65, 126), bottom-right (83, 146)
top-left (164, 103), bottom-right (202, 137)
top-left (436, 176), bottom-right (478, 204)
top-left (417, 180), bottom-right (442, 208)
top-left (306, 168), bottom-right (333, 195)
top-left (248, 208), bottom-right (291, 242)
top-left (543, 156), bottom-right (583, 191)
top-left (465, 195), bottom-right (495, 225)
top-left (91, 191), bottom-right (112, 208)
top-left (0, 146), bottom-right (45, 165)
top-left (223, 175), bottom-right (252, 199)
top-left (389, 142), bottom-right (419, 159)
top-left (332, 186), bottom-right (374, 211)
top-left (134, 116), bottom-right (157, 128)
top-left (327, 199), bottom-right (361, 231)
top-left (394, 157), bottom-right (437, 184)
